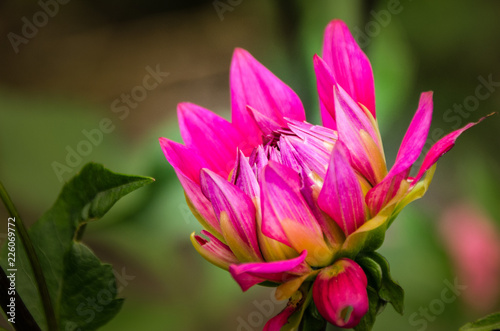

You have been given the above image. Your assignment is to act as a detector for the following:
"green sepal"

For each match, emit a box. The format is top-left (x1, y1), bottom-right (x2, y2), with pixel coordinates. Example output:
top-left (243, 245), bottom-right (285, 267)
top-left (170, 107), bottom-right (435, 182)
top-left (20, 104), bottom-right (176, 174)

top-left (0, 163), bottom-right (154, 330)
top-left (459, 312), bottom-right (500, 331)
top-left (354, 286), bottom-right (384, 331)
top-left (356, 256), bottom-right (383, 290)
top-left (361, 252), bottom-right (404, 315)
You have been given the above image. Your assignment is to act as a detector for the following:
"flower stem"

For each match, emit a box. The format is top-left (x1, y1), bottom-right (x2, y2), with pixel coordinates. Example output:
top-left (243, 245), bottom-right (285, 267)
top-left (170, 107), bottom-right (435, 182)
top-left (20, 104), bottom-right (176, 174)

top-left (0, 180), bottom-right (58, 331)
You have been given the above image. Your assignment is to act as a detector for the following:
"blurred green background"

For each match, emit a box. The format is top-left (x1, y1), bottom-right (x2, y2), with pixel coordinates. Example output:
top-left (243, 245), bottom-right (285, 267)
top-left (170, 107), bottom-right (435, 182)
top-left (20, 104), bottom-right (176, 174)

top-left (1, 0), bottom-right (499, 330)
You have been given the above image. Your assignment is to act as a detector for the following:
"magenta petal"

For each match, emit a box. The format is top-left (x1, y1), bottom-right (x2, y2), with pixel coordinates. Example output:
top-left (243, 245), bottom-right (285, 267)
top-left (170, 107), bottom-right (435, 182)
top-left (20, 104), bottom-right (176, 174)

top-left (231, 150), bottom-right (260, 198)
top-left (200, 169), bottom-right (262, 261)
top-left (314, 54), bottom-right (337, 129)
top-left (247, 105), bottom-right (283, 136)
top-left (229, 250), bottom-right (309, 291)
top-left (249, 145), bottom-right (269, 179)
top-left (159, 138), bottom-right (220, 234)
top-left (263, 304), bottom-right (297, 331)
top-left (159, 137), bottom-right (205, 183)
top-left (284, 135), bottom-right (332, 179)
top-left (366, 92), bottom-right (433, 214)
top-left (413, 115), bottom-right (490, 183)
top-left (260, 161), bottom-right (323, 246)
top-left (366, 170), bottom-right (408, 216)
top-left (178, 102), bottom-right (244, 177)
top-left (192, 230), bottom-right (239, 269)
top-left (394, 91), bottom-right (434, 166)
top-left (334, 85), bottom-right (380, 184)
top-left (313, 258), bottom-right (368, 328)
top-left (322, 19), bottom-right (376, 116)
top-left (277, 137), bottom-right (302, 174)
top-left (286, 118), bottom-right (338, 143)
top-left (230, 48), bottom-right (305, 143)
top-left (318, 141), bottom-right (366, 236)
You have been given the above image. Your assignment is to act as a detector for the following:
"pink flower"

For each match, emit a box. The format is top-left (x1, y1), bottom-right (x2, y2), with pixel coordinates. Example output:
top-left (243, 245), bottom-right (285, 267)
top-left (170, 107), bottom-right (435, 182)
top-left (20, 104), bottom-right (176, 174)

top-left (160, 19), bottom-right (488, 329)
top-left (439, 203), bottom-right (500, 313)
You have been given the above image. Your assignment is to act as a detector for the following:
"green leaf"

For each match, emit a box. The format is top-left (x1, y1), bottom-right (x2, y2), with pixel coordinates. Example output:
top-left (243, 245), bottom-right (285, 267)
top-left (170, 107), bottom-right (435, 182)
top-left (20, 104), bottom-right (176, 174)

top-left (0, 163), bottom-right (154, 330)
top-left (459, 312), bottom-right (500, 331)
top-left (365, 252), bottom-right (405, 315)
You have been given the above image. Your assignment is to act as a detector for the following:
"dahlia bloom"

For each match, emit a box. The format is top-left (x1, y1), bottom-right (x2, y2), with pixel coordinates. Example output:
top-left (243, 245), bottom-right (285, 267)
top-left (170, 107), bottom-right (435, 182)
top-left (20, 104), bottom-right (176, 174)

top-left (160, 19), bottom-right (486, 329)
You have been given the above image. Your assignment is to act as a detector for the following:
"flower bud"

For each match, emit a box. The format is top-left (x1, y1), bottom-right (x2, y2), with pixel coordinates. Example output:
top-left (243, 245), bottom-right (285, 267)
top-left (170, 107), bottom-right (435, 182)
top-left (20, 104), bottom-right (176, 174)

top-left (312, 258), bottom-right (368, 328)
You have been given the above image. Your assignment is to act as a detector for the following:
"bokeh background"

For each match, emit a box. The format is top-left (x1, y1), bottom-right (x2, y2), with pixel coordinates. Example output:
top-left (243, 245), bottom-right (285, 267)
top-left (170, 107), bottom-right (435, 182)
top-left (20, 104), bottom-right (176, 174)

top-left (1, 0), bottom-right (500, 330)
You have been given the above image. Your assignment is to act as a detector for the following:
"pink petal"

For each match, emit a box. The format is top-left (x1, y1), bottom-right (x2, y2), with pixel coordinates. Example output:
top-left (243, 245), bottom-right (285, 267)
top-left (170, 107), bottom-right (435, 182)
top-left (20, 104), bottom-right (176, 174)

top-left (178, 102), bottom-right (244, 177)
top-left (229, 250), bottom-right (309, 291)
top-left (200, 169), bottom-right (262, 261)
top-left (413, 114), bottom-right (490, 183)
top-left (312, 258), bottom-right (368, 328)
top-left (318, 141), bottom-right (366, 236)
top-left (277, 136), bottom-right (302, 174)
top-left (191, 230), bottom-right (239, 270)
top-left (314, 54), bottom-right (337, 129)
top-left (159, 137), bottom-right (205, 184)
top-left (231, 150), bottom-right (260, 199)
top-left (366, 92), bottom-right (433, 215)
top-left (334, 85), bottom-right (381, 185)
top-left (301, 167), bottom-right (345, 246)
top-left (286, 118), bottom-right (338, 143)
top-left (260, 161), bottom-right (324, 246)
top-left (322, 19), bottom-right (376, 116)
top-left (282, 136), bottom-right (330, 179)
top-left (159, 138), bottom-right (220, 234)
top-left (230, 48), bottom-right (305, 144)
top-left (247, 105), bottom-right (283, 136)
top-left (365, 170), bottom-right (409, 216)
top-left (395, 91), bottom-right (434, 165)
top-left (249, 145), bottom-right (269, 179)
top-left (263, 304), bottom-right (297, 331)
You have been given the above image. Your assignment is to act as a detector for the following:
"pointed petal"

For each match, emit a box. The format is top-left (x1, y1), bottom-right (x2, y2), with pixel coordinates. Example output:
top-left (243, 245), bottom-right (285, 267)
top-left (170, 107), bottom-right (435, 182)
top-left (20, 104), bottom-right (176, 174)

top-left (229, 250), bottom-right (310, 291)
top-left (283, 135), bottom-right (331, 179)
top-left (263, 304), bottom-right (297, 331)
top-left (249, 145), bottom-right (269, 174)
top-left (395, 91), bottom-right (434, 165)
top-left (322, 19), bottom-right (376, 116)
top-left (247, 105), bottom-right (283, 136)
top-left (413, 114), bottom-right (491, 183)
top-left (366, 92), bottom-right (433, 215)
top-left (314, 54), bottom-right (337, 129)
top-left (178, 102), bottom-right (244, 177)
top-left (230, 48), bottom-right (305, 142)
top-left (231, 150), bottom-right (260, 199)
top-left (159, 138), bottom-right (220, 235)
top-left (190, 231), bottom-right (239, 270)
top-left (159, 137), bottom-right (205, 183)
top-left (365, 170), bottom-right (409, 217)
top-left (260, 162), bottom-right (332, 266)
top-left (313, 258), bottom-right (369, 328)
top-left (277, 136), bottom-right (302, 174)
top-left (264, 290), bottom-right (306, 331)
top-left (301, 168), bottom-right (345, 248)
top-left (318, 141), bottom-right (366, 236)
top-left (334, 85), bottom-right (384, 185)
top-left (200, 169), bottom-right (262, 262)
top-left (286, 118), bottom-right (338, 143)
